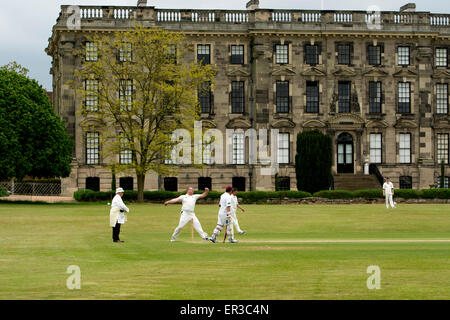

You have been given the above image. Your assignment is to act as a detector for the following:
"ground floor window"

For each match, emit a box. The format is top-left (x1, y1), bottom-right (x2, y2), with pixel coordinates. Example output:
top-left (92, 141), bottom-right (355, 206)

top-left (120, 177), bottom-right (134, 191)
top-left (276, 176), bottom-right (291, 191)
top-left (232, 177), bottom-right (246, 192)
top-left (86, 177), bottom-right (100, 192)
top-left (198, 177), bottom-right (212, 191)
top-left (437, 176), bottom-right (450, 189)
top-left (399, 176), bottom-right (412, 189)
top-left (164, 177), bottom-right (178, 192)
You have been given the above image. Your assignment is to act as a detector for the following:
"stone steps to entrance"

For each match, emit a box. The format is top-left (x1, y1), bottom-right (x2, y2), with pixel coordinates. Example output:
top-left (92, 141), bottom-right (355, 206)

top-left (334, 174), bottom-right (382, 191)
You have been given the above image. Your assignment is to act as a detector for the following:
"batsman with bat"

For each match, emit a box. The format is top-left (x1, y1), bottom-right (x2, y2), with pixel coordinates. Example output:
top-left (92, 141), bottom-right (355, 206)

top-left (165, 187), bottom-right (210, 242)
top-left (209, 186), bottom-right (238, 244)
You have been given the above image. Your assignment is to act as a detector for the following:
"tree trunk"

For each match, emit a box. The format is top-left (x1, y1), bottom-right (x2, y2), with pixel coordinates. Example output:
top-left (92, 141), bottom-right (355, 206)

top-left (137, 174), bottom-right (145, 202)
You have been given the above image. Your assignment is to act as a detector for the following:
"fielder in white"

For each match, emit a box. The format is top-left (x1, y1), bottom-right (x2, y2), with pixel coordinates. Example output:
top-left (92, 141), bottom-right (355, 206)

top-left (230, 188), bottom-right (246, 237)
top-left (209, 186), bottom-right (238, 243)
top-left (383, 177), bottom-right (397, 209)
top-left (164, 187), bottom-right (209, 242)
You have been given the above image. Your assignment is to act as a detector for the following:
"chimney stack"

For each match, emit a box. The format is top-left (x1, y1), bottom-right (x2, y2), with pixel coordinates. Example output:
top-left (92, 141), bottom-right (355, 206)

top-left (137, 0), bottom-right (147, 7)
top-left (246, 0), bottom-right (259, 10)
top-left (400, 3), bottom-right (416, 12)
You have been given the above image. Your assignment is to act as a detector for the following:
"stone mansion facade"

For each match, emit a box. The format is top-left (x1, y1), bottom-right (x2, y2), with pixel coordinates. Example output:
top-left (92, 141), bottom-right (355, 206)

top-left (46, 1), bottom-right (450, 195)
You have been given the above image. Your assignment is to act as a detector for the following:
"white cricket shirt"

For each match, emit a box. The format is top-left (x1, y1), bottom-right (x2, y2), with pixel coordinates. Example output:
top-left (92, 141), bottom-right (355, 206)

top-left (219, 193), bottom-right (232, 216)
top-left (383, 182), bottom-right (395, 195)
top-left (178, 194), bottom-right (201, 213)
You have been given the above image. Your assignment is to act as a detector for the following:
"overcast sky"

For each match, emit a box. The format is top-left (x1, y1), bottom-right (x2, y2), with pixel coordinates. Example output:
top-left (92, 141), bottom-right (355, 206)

top-left (1, 0), bottom-right (449, 90)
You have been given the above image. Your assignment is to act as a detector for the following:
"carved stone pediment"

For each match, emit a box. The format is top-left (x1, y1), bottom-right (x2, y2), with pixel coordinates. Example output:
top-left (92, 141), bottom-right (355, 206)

top-left (363, 67), bottom-right (389, 77)
top-left (301, 67), bottom-right (326, 77)
top-left (201, 119), bottom-right (217, 129)
top-left (434, 117), bottom-right (450, 129)
top-left (302, 119), bottom-right (327, 128)
top-left (271, 66), bottom-right (297, 76)
top-left (392, 68), bottom-right (418, 78)
top-left (226, 68), bottom-right (250, 78)
top-left (432, 69), bottom-right (450, 79)
top-left (366, 120), bottom-right (389, 128)
top-left (328, 114), bottom-right (365, 129)
top-left (333, 66), bottom-right (357, 77)
top-left (394, 119), bottom-right (418, 129)
top-left (79, 116), bottom-right (105, 129)
top-left (226, 117), bottom-right (252, 129)
top-left (271, 118), bottom-right (296, 129)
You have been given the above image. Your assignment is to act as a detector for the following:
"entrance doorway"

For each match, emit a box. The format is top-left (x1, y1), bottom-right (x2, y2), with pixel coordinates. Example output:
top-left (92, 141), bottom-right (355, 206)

top-left (337, 133), bottom-right (354, 174)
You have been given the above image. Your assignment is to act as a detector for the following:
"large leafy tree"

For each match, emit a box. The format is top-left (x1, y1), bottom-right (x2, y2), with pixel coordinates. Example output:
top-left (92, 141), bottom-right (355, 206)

top-left (0, 65), bottom-right (73, 180)
top-left (295, 130), bottom-right (333, 194)
top-left (74, 26), bottom-right (215, 202)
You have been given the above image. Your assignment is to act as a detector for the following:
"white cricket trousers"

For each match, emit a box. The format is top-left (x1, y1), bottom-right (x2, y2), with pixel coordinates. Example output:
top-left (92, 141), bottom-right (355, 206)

top-left (171, 211), bottom-right (207, 240)
top-left (231, 211), bottom-right (243, 233)
top-left (385, 193), bottom-right (395, 208)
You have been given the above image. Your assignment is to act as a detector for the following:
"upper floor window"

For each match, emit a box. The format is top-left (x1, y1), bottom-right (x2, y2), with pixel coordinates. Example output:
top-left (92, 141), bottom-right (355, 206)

top-left (119, 79), bottom-right (133, 111)
top-left (436, 48), bottom-right (448, 67)
top-left (305, 44), bottom-right (319, 65)
top-left (197, 44), bottom-right (211, 65)
top-left (337, 44), bottom-right (351, 65)
top-left (276, 81), bottom-right (289, 113)
top-left (437, 133), bottom-right (449, 165)
top-left (370, 133), bottom-right (382, 164)
top-left (231, 45), bottom-right (245, 64)
top-left (338, 81), bottom-right (351, 113)
top-left (231, 81), bottom-right (245, 114)
top-left (119, 43), bottom-right (132, 62)
top-left (437, 83), bottom-right (448, 114)
top-left (399, 133), bottom-right (411, 164)
top-left (277, 133), bottom-right (290, 164)
top-left (398, 82), bottom-right (411, 114)
top-left (232, 132), bottom-right (245, 165)
top-left (119, 134), bottom-right (132, 165)
top-left (86, 42), bottom-right (98, 62)
top-left (199, 82), bottom-right (212, 114)
top-left (369, 81), bottom-right (382, 114)
top-left (275, 44), bottom-right (289, 64)
top-left (367, 45), bottom-right (381, 66)
top-left (167, 45), bottom-right (177, 64)
top-left (86, 132), bottom-right (100, 165)
top-left (85, 79), bottom-right (99, 112)
top-left (306, 81), bottom-right (319, 113)
top-left (398, 46), bottom-right (410, 66)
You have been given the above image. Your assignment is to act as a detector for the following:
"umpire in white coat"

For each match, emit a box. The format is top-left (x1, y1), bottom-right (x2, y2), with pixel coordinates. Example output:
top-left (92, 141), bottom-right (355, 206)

top-left (110, 187), bottom-right (130, 243)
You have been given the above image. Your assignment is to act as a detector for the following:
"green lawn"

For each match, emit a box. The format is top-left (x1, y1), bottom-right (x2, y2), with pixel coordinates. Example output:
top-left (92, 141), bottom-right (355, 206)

top-left (0, 202), bottom-right (449, 300)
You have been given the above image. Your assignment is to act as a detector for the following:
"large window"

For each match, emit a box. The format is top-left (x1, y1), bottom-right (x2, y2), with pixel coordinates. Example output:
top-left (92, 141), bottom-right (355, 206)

top-left (306, 81), bottom-right (319, 113)
top-left (437, 83), bottom-right (448, 114)
top-left (398, 82), bottom-right (411, 114)
top-left (338, 44), bottom-right (351, 65)
top-left (305, 44), bottom-right (319, 65)
top-left (368, 45), bottom-right (381, 66)
top-left (437, 133), bottom-right (449, 164)
top-left (198, 177), bottom-right (212, 191)
top-left (85, 42), bottom-right (98, 62)
top-left (232, 132), bottom-right (245, 165)
top-left (199, 82), bottom-right (212, 114)
top-left (231, 81), bottom-right (245, 113)
top-left (197, 44), bottom-right (211, 65)
top-left (277, 133), bottom-right (290, 164)
top-left (437, 176), bottom-right (450, 188)
top-left (399, 176), bottom-right (412, 189)
top-left (369, 81), bottom-right (382, 114)
top-left (399, 133), bottom-right (411, 164)
top-left (120, 177), bottom-right (134, 191)
top-left (398, 46), bottom-right (410, 66)
top-left (85, 79), bottom-right (98, 112)
top-left (370, 133), bottom-right (382, 164)
top-left (436, 48), bottom-right (448, 67)
top-left (86, 177), bottom-right (100, 192)
top-left (276, 81), bottom-right (289, 113)
top-left (275, 44), bottom-right (289, 64)
top-left (119, 135), bottom-right (132, 165)
top-left (119, 43), bottom-right (132, 62)
top-left (338, 81), bottom-right (351, 113)
top-left (119, 79), bottom-right (133, 111)
top-left (231, 45), bottom-right (244, 64)
top-left (167, 45), bottom-right (177, 64)
top-left (86, 132), bottom-right (100, 165)
top-left (232, 177), bottom-right (246, 192)
top-left (164, 177), bottom-right (178, 192)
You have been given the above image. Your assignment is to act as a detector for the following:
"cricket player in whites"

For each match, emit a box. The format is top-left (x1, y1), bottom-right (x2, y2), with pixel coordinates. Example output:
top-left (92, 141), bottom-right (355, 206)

top-left (231, 188), bottom-right (246, 235)
top-left (383, 177), bottom-right (397, 209)
top-left (209, 186), bottom-right (238, 243)
top-left (165, 187), bottom-right (210, 242)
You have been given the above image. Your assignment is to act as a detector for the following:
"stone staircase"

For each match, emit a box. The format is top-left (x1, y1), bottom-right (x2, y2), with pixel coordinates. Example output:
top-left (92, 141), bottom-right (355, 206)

top-left (333, 174), bottom-right (382, 191)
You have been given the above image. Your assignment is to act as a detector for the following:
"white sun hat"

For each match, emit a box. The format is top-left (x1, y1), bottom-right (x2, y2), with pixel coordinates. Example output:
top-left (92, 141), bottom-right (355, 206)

top-left (116, 188), bottom-right (125, 194)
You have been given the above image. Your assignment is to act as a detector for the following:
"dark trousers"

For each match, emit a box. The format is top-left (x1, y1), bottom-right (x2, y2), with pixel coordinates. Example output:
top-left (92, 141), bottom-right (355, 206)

top-left (112, 223), bottom-right (121, 241)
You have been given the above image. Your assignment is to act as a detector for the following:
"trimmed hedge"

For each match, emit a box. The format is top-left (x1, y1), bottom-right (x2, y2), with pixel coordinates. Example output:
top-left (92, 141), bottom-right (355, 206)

top-left (73, 188), bottom-right (450, 202)
top-left (0, 188), bottom-right (8, 197)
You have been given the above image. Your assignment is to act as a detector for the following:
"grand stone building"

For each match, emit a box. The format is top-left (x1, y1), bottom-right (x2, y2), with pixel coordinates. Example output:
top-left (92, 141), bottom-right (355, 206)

top-left (46, 1), bottom-right (450, 195)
